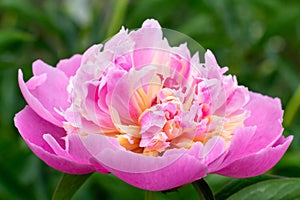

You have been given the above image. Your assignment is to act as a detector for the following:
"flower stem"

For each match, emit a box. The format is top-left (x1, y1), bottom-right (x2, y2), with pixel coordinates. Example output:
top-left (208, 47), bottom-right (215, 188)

top-left (192, 179), bottom-right (215, 200)
top-left (145, 190), bottom-right (156, 200)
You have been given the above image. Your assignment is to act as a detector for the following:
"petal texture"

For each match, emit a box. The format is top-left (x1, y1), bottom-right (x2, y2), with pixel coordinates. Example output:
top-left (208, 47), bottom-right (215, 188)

top-left (214, 136), bottom-right (293, 177)
top-left (14, 106), bottom-right (97, 174)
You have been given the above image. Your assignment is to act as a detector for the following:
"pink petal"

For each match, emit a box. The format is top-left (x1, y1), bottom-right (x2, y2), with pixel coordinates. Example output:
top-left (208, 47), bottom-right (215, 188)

top-left (27, 142), bottom-right (95, 174)
top-left (130, 19), bottom-right (164, 50)
top-left (14, 106), bottom-right (96, 174)
top-left (56, 54), bottom-right (82, 77)
top-left (43, 134), bottom-right (69, 157)
top-left (201, 136), bottom-right (226, 166)
top-left (210, 92), bottom-right (287, 172)
top-left (141, 19), bottom-right (161, 28)
top-left (108, 151), bottom-right (207, 191)
top-left (19, 59), bottom-right (71, 126)
top-left (244, 92), bottom-right (284, 152)
top-left (80, 44), bottom-right (103, 66)
top-left (32, 60), bottom-right (70, 113)
top-left (18, 70), bottom-right (62, 127)
top-left (225, 86), bottom-right (250, 115)
top-left (132, 48), bottom-right (167, 71)
top-left (66, 134), bottom-right (97, 163)
top-left (214, 136), bottom-right (293, 177)
top-left (109, 66), bottom-right (160, 125)
top-left (204, 50), bottom-right (227, 79)
top-left (208, 126), bottom-right (257, 172)
top-left (81, 133), bottom-right (207, 191)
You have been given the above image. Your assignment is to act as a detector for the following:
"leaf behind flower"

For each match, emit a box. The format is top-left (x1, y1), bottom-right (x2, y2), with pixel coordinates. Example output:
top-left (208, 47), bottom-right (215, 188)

top-left (52, 173), bottom-right (92, 200)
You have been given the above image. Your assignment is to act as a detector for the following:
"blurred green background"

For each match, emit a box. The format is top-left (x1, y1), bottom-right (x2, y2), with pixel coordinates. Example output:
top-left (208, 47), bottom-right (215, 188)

top-left (1, 0), bottom-right (300, 199)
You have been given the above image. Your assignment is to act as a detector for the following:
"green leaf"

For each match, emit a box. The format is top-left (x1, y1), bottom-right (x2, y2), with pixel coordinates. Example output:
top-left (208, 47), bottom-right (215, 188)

top-left (52, 173), bottom-right (92, 200)
top-left (0, 30), bottom-right (33, 47)
top-left (226, 178), bottom-right (300, 200)
top-left (215, 175), bottom-right (279, 200)
top-left (192, 179), bottom-right (215, 200)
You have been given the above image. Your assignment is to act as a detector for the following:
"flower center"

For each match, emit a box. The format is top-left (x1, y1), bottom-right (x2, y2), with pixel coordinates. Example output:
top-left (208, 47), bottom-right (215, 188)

top-left (112, 85), bottom-right (247, 156)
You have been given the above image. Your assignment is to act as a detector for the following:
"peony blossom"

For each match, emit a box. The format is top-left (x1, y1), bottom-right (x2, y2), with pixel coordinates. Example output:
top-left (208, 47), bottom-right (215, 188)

top-left (14, 19), bottom-right (293, 191)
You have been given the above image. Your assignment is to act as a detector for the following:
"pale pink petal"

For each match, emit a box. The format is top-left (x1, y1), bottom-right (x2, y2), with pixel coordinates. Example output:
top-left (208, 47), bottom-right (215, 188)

top-left (204, 50), bottom-right (229, 81)
top-left (130, 19), bottom-right (164, 50)
top-left (214, 136), bottom-right (293, 177)
top-left (43, 134), bottom-right (69, 158)
top-left (57, 54), bottom-right (82, 77)
top-left (197, 78), bottom-right (226, 114)
top-left (225, 86), bottom-right (250, 115)
top-left (200, 136), bottom-right (226, 166)
top-left (132, 48), bottom-right (167, 71)
top-left (80, 44), bottom-right (103, 66)
top-left (104, 27), bottom-right (134, 63)
top-left (109, 66), bottom-right (161, 125)
top-left (141, 19), bottom-right (161, 28)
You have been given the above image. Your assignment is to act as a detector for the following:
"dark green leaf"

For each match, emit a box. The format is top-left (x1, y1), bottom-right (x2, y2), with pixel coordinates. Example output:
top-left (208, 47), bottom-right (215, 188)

top-left (227, 178), bottom-right (300, 200)
top-left (215, 175), bottom-right (279, 200)
top-left (0, 30), bottom-right (33, 47)
top-left (52, 173), bottom-right (92, 200)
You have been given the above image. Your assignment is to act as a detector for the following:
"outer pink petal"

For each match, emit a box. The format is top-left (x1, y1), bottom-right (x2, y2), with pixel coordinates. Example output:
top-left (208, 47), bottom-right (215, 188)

top-left (31, 60), bottom-right (70, 114)
top-left (80, 133), bottom-right (207, 191)
top-left (14, 106), bottom-right (96, 174)
top-left (56, 54), bottom-right (82, 77)
top-left (210, 92), bottom-right (290, 173)
top-left (22, 141), bottom-right (95, 174)
top-left (108, 151), bottom-right (207, 191)
top-left (214, 136), bottom-right (293, 177)
top-left (19, 59), bottom-right (71, 127)
top-left (243, 92), bottom-right (284, 152)
top-left (18, 70), bottom-right (62, 127)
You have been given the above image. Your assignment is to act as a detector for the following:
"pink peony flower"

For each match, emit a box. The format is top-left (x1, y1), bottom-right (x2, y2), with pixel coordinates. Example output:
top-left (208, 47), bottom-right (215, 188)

top-left (14, 19), bottom-right (293, 191)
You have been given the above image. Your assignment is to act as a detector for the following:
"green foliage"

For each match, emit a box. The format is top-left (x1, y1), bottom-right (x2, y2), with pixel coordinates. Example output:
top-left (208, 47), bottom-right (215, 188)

top-left (226, 178), bottom-right (300, 200)
top-left (1, 0), bottom-right (300, 199)
top-left (52, 173), bottom-right (92, 200)
top-left (215, 175), bottom-right (279, 200)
